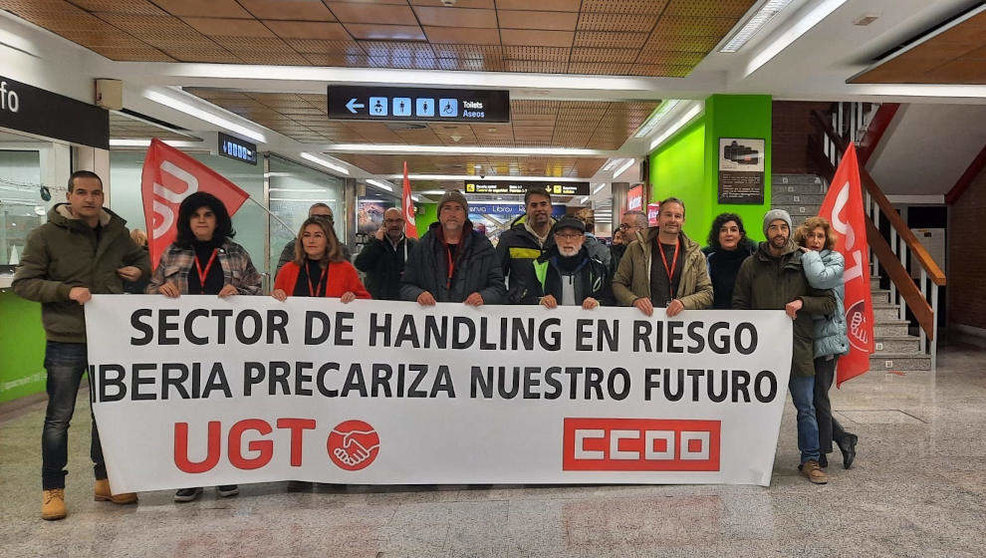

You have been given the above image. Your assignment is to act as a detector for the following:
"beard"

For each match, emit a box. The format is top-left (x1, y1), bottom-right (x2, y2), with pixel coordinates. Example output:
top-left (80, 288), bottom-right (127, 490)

top-left (558, 245), bottom-right (580, 257)
top-left (769, 234), bottom-right (788, 247)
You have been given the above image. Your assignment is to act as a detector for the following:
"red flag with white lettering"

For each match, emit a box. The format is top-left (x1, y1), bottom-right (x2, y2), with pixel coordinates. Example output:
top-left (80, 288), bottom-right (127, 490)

top-left (141, 138), bottom-right (250, 269)
top-left (818, 143), bottom-right (874, 386)
top-left (402, 160), bottom-right (418, 239)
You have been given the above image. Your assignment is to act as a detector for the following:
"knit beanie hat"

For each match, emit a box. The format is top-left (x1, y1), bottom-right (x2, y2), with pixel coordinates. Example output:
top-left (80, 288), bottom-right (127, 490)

top-left (762, 209), bottom-right (792, 236)
top-left (439, 190), bottom-right (468, 214)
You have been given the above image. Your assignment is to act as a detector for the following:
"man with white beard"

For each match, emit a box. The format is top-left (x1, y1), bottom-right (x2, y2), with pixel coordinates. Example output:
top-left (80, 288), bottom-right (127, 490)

top-left (518, 216), bottom-right (612, 309)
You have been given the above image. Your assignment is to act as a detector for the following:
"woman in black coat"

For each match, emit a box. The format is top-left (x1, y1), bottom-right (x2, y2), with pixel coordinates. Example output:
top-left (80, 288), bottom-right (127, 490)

top-left (702, 213), bottom-right (756, 309)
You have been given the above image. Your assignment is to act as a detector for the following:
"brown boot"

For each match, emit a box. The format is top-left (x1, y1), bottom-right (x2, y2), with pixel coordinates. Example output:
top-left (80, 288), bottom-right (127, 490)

top-left (799, 460), bottom-right (829, 484)
top-left (42, 489), bottom-right (67, 520)
top-left (94, 479), bottom-right (138, 504)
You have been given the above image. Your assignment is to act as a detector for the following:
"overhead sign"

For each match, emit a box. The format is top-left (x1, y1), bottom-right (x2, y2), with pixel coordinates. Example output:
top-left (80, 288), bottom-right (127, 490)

top-left (463, 180), bottom-right (590, 196)
top-left (468, 203), bottom-right (567, 217)
top-left (328, 86), bottom-right (509, 123)
top-left (218, 132), bottom-right (257, 165)
top-left (85, 296), bottom-right (792, 490)
top-left (0, 75), bottom-right (108, 149)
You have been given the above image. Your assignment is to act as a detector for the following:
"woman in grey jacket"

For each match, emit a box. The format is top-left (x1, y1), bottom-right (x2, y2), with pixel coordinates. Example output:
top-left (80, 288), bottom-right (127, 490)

top-left (797, 217), bottom-right (859, 469)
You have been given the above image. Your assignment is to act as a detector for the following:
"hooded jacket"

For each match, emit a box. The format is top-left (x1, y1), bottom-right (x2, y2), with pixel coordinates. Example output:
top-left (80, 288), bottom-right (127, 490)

top-left (13, 204), bottom-right (151, 343)
top-left (611, 227), bottom-right (713, 310)
top-left (732, 240), bottom-right (837, 377)
top-left (496, 214), bottom-right (556, 304)
top-left (801, 249), bottom-right (849, 358)
top-left (521, 245), bottom-right (613, 306)
top-left (401, 221), bottom-right (506, 304)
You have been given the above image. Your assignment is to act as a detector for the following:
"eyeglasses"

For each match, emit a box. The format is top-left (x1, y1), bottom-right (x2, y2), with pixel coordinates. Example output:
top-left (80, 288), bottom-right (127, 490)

top-left (618, 223), bottom-right (634, 230)
top-left (554, 232), bottom-right (582, 239)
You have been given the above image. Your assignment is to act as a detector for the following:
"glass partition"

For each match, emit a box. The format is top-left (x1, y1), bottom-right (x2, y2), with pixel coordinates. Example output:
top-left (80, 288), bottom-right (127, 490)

top-left (109, 150), bottom-right (266, 274)
top-left (267, 155), bottom-right (345, 263)
top-left (0, 150), bottom-right (44, 265)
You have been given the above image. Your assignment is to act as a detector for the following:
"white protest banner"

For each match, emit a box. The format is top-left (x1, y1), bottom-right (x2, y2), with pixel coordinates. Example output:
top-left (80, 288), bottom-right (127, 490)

top-left (85, 296), bottom-right (792, 491)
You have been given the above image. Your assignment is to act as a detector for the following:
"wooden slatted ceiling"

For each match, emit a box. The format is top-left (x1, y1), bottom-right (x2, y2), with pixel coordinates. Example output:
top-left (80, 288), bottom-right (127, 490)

top-left (851, 10), bottom-right (986, 85)
top-left (0, 0), bottom-right (756, 77)
top-left (187, 89), bottom-right (658, 152)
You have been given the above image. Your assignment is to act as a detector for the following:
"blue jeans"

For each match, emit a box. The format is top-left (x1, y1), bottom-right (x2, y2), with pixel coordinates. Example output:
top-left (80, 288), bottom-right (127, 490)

top-left (41, 341), bottom-right (106, 490)
top-left (789, 374), bottom-right (820, 464)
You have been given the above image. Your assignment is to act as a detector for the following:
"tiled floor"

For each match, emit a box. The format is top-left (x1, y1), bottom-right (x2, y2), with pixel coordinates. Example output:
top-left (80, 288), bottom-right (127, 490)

top-left (2, 345), bottom-right (985, 557)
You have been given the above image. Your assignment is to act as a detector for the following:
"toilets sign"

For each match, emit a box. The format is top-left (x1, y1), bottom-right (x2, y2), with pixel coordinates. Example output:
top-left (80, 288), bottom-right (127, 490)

top-left (0, 75), bottom-right (108, 148)
top-left (328, 85), bottom-right (510, 123)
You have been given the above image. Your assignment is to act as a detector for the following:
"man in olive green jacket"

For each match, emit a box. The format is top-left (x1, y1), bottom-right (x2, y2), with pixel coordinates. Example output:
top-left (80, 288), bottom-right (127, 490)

top-left (612, 197), bottom-right (713, 317)
top-left (732, 209), bottom-right (836, 485)
top-left (13, 171), bottom-right (149, 520)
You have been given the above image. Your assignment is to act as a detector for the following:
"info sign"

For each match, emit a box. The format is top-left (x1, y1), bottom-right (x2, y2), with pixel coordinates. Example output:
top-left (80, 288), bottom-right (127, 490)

top-left (718, 138), bottom-right (766, 204)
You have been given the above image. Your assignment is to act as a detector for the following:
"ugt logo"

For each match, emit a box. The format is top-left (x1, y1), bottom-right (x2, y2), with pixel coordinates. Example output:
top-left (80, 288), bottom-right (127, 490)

top-left (327, 420), bottom-right (380, 471)
top-left (563, 418), bottom-right (721, 472)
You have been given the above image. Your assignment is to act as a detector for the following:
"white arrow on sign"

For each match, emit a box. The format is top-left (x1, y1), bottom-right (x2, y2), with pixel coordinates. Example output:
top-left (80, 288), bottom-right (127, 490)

top-left (346, 98), bottom-right (365, 114)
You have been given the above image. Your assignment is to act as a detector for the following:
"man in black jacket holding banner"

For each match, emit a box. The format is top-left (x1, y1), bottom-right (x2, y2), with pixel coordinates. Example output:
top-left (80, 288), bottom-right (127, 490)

top-left (401, 190), bottom-right (506, 306)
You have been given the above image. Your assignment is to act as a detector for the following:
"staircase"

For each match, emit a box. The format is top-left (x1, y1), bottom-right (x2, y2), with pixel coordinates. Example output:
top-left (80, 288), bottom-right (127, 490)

top-left (772, 173), bottom-right (932, 372)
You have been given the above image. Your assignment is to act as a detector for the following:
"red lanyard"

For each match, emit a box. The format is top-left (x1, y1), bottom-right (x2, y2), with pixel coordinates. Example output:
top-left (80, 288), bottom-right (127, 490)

top-left (194, 248), bottom-right (218, 294)
top-left (446, 244), bottom-right (456, 289)
top-left (658, 239), bottom-right (680, 299)
top-left (306, 262), bottom-right (330, 297)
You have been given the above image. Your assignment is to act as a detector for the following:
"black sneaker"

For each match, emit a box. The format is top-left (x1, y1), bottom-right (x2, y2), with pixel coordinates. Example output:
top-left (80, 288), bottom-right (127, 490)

top-left (216, 485), bottom-right (239, 498)
top-left (837, 433), bottom-right (858, 469)
top-left (819, 453), bottom-right (828, 468)
top-left (174, 487), bottom-right (203, 502)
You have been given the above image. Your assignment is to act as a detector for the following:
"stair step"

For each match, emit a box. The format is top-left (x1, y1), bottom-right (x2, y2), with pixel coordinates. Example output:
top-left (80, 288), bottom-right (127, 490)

top-left (873, 305), bottom-right (901, 321)
top-left (871, 289), bottom-right (891, 304)
top-left (869, 353), bottom-right (931, 372)
top-left (771, 192), bottom-right (826, 204)
top-left (773, 182), bottom-right (827, 195)
top-left (773, 204), bottom-right (823, 217)
top-left (773, 174), bottom-right (826, 186)
top-left (874, 336), bottom-right (921, 353)
top-left (874, 320), bottom-right (910, 337)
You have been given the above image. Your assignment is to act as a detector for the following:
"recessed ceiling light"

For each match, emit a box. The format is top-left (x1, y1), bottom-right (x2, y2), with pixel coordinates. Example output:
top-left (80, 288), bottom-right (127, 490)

top-left (719, 0), bottom-right (798, 53)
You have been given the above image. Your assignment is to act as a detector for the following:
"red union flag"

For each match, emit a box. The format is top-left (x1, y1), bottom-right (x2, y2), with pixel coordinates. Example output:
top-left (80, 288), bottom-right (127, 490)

top-left (141, 138), bottom-right (250, 269)
top-left (818, 143), bottom-right (875, 386)
top-left (401, 160), bottom-right (418, 239)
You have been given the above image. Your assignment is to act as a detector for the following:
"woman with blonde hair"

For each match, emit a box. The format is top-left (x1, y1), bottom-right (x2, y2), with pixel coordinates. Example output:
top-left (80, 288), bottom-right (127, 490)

top-left (272, 217), bottom-right (369, 302)
top-left (796, 216), bottom-right (858, 469)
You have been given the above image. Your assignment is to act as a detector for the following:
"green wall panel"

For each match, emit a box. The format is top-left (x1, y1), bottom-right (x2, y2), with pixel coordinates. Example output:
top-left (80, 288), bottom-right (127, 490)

top-left (648, 94), bottom-right (772, 246)
top-left (0, 291), bottom-right (47, 403)
top-left (704, 94), bottom-right (772, 242)
top-left (650, 118), bottom-right (707, 242)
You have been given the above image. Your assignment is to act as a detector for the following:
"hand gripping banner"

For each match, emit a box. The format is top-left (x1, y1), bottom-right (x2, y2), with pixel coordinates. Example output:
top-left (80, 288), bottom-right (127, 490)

top-left (85, 297), bottom-right (792, 492)
top-left (141, 138), bottom-right (250, 268)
